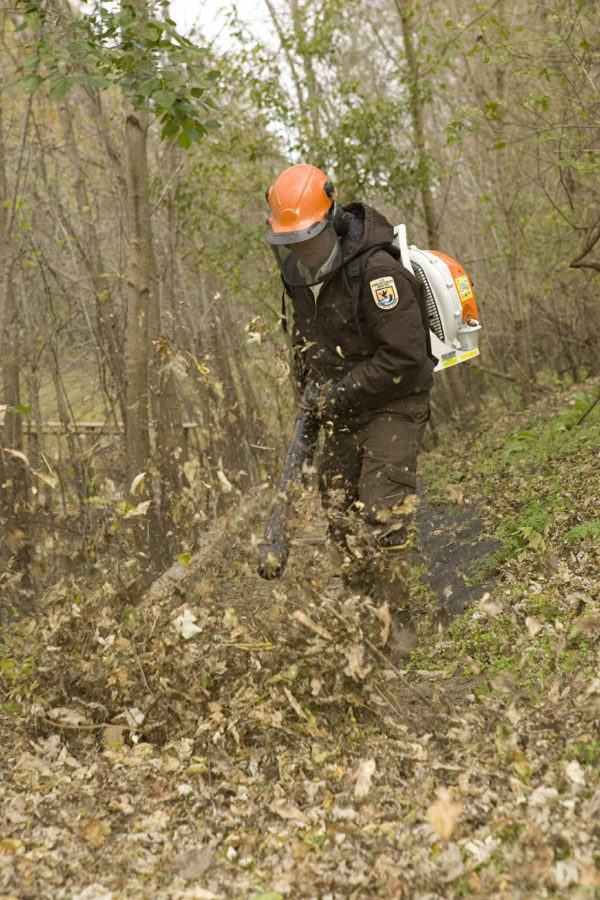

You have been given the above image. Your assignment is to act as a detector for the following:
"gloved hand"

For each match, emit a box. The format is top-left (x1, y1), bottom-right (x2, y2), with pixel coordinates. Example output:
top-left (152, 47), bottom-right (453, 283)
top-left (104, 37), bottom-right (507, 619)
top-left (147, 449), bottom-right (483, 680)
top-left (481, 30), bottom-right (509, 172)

top-left (321, 381), bottom-right (353, 424)
top-left (302, 380), bottom-right (353, 425)
top-left (300, 381), bottom-right (321, 412)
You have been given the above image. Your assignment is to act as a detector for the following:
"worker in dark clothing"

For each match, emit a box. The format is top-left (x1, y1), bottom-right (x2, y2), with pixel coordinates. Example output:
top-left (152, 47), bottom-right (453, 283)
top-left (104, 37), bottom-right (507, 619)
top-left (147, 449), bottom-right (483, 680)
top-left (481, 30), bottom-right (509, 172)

top-left (264, 164), bottom-right (435, 656)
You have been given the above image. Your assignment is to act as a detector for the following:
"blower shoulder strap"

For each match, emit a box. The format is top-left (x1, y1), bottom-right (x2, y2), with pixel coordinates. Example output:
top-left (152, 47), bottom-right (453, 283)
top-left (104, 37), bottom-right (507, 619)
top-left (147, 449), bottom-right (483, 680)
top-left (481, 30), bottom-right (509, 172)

top-left (346, 244), bottom-right (436, 364)
top-left (281, 243), bottom-right (402, 334)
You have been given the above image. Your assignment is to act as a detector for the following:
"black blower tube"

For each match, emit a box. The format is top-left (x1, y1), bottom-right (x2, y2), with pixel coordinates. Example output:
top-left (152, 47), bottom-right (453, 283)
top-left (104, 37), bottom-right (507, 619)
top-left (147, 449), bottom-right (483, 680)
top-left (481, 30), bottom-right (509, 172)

top-left (257, 394), bottom-right (320, 579)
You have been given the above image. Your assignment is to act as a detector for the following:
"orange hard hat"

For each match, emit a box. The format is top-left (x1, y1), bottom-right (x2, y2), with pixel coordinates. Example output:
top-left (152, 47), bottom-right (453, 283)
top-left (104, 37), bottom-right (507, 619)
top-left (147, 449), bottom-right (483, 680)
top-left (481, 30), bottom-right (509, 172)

top-left (266, 164), bottom-right (338, 244)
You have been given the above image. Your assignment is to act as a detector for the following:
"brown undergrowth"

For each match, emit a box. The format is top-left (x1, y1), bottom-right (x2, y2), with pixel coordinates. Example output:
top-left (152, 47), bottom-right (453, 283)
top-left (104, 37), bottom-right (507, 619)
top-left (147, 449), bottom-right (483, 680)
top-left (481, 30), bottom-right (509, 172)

top-left (1, 378), bottom-right (600, 899)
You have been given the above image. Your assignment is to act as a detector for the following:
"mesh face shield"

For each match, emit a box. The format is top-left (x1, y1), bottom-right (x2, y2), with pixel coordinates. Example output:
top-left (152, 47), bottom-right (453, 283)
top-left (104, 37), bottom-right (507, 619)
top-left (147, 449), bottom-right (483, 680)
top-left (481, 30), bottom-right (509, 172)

top-left (266, 220), bottom-right (343, 288)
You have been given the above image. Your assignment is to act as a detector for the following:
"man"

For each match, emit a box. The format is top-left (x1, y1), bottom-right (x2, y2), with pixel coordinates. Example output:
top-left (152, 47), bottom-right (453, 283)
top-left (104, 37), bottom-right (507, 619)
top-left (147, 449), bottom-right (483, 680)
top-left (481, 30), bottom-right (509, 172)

top-left (264, 163), bottom-right (435, 656)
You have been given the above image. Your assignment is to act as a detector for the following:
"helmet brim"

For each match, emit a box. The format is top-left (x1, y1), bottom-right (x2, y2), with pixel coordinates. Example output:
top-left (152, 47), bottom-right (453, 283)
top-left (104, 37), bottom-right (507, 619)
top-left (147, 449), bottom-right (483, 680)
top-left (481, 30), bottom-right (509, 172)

top-left (265, 209), bottom-right (332, 246)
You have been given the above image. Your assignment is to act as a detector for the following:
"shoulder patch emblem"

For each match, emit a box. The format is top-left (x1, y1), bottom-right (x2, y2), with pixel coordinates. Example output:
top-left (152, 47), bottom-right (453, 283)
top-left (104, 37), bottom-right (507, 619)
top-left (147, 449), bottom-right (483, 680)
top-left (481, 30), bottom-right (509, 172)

top-left (370, 276), bottom-right (398, 310)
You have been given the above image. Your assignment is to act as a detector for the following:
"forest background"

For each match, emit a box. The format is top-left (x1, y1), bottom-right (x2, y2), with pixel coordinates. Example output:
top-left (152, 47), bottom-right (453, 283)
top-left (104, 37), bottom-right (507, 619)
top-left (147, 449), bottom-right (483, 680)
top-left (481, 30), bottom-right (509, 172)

top-left (1, 0), bottom-right (599, 589)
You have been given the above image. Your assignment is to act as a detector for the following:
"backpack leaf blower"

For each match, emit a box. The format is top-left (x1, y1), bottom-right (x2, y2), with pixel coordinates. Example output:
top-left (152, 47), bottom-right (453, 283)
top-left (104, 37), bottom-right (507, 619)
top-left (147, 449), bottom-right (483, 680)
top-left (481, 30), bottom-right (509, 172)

top-left (394, 224), bottom-right (481, 371)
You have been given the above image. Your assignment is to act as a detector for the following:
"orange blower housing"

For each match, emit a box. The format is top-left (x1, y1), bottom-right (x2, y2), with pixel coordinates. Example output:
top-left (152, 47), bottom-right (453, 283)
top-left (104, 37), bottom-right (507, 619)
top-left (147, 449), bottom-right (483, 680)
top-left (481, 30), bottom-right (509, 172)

top-left (428, 250), bottom-right (479, 324)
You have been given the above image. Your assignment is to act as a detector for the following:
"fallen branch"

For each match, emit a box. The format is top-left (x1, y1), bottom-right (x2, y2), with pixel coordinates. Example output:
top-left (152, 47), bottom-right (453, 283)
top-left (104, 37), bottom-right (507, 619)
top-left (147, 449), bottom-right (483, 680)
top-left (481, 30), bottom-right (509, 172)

top-left (142, 486), bottom-right (263, 606)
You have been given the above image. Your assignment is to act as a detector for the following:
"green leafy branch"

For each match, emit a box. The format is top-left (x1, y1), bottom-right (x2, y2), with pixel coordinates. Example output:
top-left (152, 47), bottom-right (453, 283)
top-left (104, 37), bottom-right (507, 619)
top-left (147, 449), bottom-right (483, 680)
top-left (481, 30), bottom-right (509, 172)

top-left (14, 0), bottom-right (220, 148)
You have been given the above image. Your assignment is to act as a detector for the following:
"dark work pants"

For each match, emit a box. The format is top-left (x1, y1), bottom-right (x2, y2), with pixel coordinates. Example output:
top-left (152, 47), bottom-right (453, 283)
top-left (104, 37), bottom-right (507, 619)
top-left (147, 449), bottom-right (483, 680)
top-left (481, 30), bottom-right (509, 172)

top-left (319, 392), bottom-right (430, 550)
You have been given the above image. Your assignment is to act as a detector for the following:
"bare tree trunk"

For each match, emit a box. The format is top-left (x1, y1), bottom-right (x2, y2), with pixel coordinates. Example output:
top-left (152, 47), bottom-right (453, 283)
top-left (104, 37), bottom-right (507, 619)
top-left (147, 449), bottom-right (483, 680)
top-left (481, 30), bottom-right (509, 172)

top-left (19, 277), bottom-right (46, 498)
top-left (58, 101), bottom-right (127, 426)
top-left (290, 0), bottom-right (322, 145)
top-left (48, 340), bottom-right (87, 513)
top-left (263, 0), bottom-right (312, 135)
top-left (392, 1), bottom-right (467, 419)
top-left (123, 109), bottom-right (152, 477)
top-left (0, 86), bottom-right (27, 523)
top-left (493, 0), bottom-right (534, 401)
top-left (152, 143), bottom-right (184, 502)
top-left (392, 0), bottom-right (440, 248)
top-left (124, 102), bottom-right (172, 561)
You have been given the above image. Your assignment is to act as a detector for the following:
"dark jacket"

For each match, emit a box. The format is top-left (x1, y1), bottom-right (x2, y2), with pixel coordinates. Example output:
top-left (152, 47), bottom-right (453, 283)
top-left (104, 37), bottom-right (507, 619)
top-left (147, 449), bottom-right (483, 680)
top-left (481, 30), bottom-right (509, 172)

top-left (289, 202), bottom-right (434, 413)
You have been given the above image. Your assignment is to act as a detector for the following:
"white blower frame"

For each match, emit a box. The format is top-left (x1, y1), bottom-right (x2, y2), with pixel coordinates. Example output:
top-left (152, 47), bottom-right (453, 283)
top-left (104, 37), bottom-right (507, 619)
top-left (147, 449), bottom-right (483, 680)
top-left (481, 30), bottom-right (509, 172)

top-left (393, 224), bottom-right (481, 372)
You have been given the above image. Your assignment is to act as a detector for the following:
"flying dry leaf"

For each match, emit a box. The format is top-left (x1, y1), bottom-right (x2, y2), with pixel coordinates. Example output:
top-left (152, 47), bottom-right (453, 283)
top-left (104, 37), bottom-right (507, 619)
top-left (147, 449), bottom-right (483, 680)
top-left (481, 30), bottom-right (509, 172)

top-left (477, 593), bottom-right (503, 617)
top-left (376, 602), bottom-right (392, 646)
top-left (34, 468), bottom-right (58, 488)
top-left (490, 671), bottom-right (516, 693)
top-left (130, 471), bottom-right (146, 494)
top-left (3, 447), bottom-right (58, 488)
top-left (464, 836), bottom-right (500, 864)
top-left (72, 885), bottom-right (114, 900)
top-left (526, 616), bottom-right (543, 637)
top-left (175, 890), bottom-right (220, 900)
top-left (566, 759), bottom-right (586, 785)
top-left (574, 614), bottom-right (600, 635)
top-left (438, 842), bottom-right (464, 883)
top-left (7, 530), bottom-right (28, 552)
top-left (331, 805), bottom-right (358, 821)
top-left (554, 860), bottom-right (579, 889)
top-left (528, 785), bottom-right (558, 807)
top-left (47, 706), bottom-right (91, 726)
top-left (354, 758), bottom-right (376, 799)
top-left (172, 609), bottom-right (202, 640)
top-left (426, 787), bottom-right (462, 840)
top-left (0, 838), bottom-right (23, 855)
top-left (292, 609), bottom-right (332, 640)
top-left (174, 845), bottom-right (213, 880)
top-left (216, 470), bottom-right (233, 492)
top-left (79, 818), bottom-right (111, 847)
top-left (13, 752), bottom-right (52, 777)
top-left (580, 860), bottom-right (600, 887)
top-left (444, 483), bottom-right (464, 504)
top-left (283, 686), bottom-right (308, 721)
top-left (2, 447), bottom-right (29, 466)
top-left (387, 492), bottom-right (419, 519)
top-left (123, 707), bottom-right (145, 729)
top-left (4, 802), bottom-right (28, 826)
top-left (124, 499), bottom-right (152, 519)
top-left (270, 800), bottom-right (309, 825)
top-left (344, 644), bottom-right (372, 681)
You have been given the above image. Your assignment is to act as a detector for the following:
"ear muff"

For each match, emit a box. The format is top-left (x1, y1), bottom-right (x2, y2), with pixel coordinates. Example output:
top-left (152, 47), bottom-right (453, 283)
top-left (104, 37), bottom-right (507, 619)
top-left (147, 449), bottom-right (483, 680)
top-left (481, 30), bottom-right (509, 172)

top-left (332, 204), bottom-right (349, 236)
top-left (324, 181), bottom-right (348, 235)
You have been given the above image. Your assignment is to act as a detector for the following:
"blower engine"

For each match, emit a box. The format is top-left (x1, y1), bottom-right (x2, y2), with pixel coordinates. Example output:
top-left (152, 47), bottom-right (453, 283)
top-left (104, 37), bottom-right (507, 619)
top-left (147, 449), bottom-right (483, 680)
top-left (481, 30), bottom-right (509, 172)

top-left (393, 225), bottom-right (481, 371)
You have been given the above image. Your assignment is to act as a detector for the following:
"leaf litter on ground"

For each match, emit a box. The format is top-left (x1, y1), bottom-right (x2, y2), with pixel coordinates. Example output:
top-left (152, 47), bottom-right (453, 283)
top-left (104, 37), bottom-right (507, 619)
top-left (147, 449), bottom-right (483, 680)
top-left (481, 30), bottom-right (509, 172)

top-left (1, 378), bottom-right (600, 897)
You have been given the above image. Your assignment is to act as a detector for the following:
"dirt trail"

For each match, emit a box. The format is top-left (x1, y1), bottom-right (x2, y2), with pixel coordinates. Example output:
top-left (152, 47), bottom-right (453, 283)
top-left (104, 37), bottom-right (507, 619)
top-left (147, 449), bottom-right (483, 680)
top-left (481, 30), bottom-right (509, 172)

top-left (415, 491), bottom-right (501, 615)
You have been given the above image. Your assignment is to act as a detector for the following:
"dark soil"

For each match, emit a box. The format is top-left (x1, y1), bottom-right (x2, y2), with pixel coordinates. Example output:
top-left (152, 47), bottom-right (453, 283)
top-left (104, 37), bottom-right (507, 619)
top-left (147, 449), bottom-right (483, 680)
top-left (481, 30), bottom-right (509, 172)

top-left (415, 496), bottom-right (501, 615)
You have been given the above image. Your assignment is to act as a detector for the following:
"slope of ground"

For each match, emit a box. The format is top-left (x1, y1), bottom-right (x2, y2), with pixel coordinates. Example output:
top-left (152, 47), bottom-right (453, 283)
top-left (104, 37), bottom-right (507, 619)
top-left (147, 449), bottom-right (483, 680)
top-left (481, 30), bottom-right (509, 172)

top-left (1, 378), bottom-right (600, 899)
